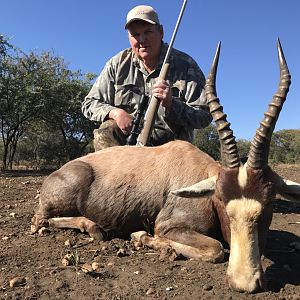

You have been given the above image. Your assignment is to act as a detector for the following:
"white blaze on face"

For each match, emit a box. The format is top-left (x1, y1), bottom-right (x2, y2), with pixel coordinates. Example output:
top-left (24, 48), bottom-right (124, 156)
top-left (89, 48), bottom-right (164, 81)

top-left (238, 164), bottom-right (248, 188)
top-left (226, 198), bottom-right (264, 292)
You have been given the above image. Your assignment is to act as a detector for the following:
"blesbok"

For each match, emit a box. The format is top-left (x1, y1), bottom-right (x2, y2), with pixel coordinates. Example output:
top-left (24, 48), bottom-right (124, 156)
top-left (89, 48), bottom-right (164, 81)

top-left (31, 39), bottom-right (300, 293)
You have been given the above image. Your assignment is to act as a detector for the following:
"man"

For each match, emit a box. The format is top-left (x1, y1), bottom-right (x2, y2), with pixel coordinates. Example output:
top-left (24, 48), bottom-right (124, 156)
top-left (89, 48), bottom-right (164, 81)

top-left (82, 5), bottom-right (212, 151)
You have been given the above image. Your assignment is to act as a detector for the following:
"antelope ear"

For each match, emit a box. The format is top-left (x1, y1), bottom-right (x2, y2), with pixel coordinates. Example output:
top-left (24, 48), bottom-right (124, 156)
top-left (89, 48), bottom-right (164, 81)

top-left (269, 169), bottom-right (300, 201)
top-left (170, 176), bottom-right (217, 198)
top-left (279, 178), bottom-right (300, 201)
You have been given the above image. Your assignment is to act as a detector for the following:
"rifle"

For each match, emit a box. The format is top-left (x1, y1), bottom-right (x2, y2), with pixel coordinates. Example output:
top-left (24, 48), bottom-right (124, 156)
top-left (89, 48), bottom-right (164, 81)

top-left (136, 0), bottom-right (188, 146)
top-left (126, 94), bottom-right (149, 145)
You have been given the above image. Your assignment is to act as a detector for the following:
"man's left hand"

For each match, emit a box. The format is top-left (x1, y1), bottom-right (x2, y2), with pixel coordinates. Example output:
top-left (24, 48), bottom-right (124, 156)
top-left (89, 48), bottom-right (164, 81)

top-left (152, 80), bottom-right (172, 111)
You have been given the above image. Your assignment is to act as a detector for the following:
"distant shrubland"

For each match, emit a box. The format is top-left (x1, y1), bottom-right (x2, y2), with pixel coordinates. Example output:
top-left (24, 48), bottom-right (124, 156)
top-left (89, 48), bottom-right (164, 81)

top-left (1, 36), bottom-right (299, 170)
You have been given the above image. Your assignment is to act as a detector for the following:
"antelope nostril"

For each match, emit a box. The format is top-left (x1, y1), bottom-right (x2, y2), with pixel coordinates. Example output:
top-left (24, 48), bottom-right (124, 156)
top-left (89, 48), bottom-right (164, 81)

top-left (258, 275), bottom-right (267, 291)
top-left (252, 278), bottom-right (262, 293)
top-left (248, 274), bottom-right (266, 293)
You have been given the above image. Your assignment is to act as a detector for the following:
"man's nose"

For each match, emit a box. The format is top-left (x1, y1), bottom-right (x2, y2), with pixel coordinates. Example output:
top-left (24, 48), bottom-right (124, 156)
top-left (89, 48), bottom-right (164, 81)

top-left (139, 33), bottom-right (145, 43)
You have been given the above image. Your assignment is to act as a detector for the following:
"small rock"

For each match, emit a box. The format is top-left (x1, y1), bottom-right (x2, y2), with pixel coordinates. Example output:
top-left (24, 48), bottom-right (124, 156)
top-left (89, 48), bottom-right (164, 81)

top-left (55, 280), bottom-right (68, 290)
top-left (62, 254), bottom-right (72, 266)
top-left (117, 248), bottom-right (126, 257)
top-left (9, 277), bottom-right (27, 288)
top-left (134, 271), bottom-right (140, 275)
top-left (91, 262), bottom-right (100, 271)
top-left (2, 236), bottom-right (9, 241)
top-left (166, 286), bottom-right (174, 291)
top-left (93, 255), bottom-right (101, 262)
top-left (49, 269), bottom-right (57, 275)
top-left (38, 227), bottom-right (50, 236)
top-left (9, 212), bottom-right (16, 218)
top-left (203, 284), bottom-right (213, 291)
top-left (64, 239), bottom-right (72, 247)
top-left (61, 258), bottom-right (70, 267)
top-left (35, 190), bottom-right (40, 199)
top-left (146, 287), bottom-right (156, 295)
top-left (81, 263), bottom-right (93, 273)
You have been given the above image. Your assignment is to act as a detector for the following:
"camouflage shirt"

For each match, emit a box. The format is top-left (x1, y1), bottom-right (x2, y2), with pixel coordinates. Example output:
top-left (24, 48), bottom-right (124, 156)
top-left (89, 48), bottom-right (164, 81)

top-left (82, 42), bottom-right (212, 145)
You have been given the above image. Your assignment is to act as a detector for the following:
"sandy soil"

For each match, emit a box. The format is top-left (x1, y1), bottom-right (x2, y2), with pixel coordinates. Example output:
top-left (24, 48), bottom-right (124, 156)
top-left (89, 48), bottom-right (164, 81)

top-left (0, 164), bottom-right (299, 300)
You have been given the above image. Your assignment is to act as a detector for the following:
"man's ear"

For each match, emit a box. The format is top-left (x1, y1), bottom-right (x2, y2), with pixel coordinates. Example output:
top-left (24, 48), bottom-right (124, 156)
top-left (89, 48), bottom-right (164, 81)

top-left (160, 25), bottom-right (164, 39)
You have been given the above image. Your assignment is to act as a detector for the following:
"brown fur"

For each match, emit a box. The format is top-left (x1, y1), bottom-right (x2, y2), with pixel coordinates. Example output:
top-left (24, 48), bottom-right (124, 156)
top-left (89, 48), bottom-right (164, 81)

top-left (32, 141), bottom-right (220, 238)
top-left (31, 140), bottom-right (295, 293)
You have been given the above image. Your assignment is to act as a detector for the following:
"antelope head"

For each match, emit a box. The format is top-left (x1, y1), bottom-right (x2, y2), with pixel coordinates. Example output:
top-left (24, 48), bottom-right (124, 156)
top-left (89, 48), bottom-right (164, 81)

top-left (172, 39), bottom-right (291, 293)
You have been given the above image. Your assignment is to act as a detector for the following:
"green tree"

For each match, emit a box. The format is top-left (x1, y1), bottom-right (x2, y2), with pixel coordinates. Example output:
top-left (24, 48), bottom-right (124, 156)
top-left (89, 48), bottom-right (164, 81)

top-left (0, 36), bottom-right (95, 169)
top-left (236, 139), bottom-right (251, 162)
top-left (14, 120), bottom-right (64, 169)
top-left (41, 73), bottom-right (95, 161)
top-left (0, 35), bottom-right (13, 57)
top-left (193, 124), bottom-right (221, 160)
top-left (269, 129), bottom-right (300, 164)
top-left (0, 36), bottom-right (29, 169)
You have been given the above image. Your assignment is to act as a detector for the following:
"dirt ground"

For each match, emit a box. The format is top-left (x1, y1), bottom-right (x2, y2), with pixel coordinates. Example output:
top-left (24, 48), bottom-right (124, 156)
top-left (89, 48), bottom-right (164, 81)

top-left (0, 164), bottom-right (299, 300)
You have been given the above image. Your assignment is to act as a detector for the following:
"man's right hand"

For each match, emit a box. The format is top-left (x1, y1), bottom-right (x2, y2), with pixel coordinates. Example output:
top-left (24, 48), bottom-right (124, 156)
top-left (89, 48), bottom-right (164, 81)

top-left (108, 108), bottom-right (133, 135)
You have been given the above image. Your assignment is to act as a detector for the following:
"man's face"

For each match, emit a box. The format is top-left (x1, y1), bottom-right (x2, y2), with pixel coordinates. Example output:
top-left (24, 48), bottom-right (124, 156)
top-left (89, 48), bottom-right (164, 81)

top-left (127, 21), bottom-right (163, 63)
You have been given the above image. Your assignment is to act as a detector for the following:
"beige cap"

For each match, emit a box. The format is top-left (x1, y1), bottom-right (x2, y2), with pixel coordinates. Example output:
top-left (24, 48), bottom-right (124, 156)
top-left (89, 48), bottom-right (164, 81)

top-left (125, 5), bottom-right (160, 29)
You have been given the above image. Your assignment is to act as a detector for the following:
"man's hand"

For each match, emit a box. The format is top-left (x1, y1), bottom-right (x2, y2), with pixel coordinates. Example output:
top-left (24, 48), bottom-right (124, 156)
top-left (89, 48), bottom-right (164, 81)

top-left (152, 80), bottom-right (172, 111)
top-left (108, 108), bottom-right (133, 135)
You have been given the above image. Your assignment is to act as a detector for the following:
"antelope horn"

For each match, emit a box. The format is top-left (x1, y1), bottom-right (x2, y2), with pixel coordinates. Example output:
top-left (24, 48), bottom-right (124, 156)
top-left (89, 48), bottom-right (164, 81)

top-left (205, 42), bottom-right (240, 168)
top-left (247, 38), bottom-right (291, 169)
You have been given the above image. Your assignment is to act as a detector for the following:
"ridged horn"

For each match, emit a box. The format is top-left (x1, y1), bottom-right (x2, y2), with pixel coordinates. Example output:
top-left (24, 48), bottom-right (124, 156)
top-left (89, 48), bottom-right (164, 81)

top-left (205, 42), bottom-right (240, 168)
top-left (247, 38), bottom-right (291, 169)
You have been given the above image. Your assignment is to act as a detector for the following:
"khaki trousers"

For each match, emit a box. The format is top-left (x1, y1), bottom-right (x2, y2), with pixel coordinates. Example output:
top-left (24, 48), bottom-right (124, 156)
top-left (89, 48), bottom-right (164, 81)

top-left (93, 119), bottom-right (127, 151)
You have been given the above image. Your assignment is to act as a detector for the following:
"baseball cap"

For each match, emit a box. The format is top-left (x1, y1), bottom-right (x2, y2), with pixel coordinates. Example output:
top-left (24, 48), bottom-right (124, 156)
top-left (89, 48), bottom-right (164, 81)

top-left (125, 5), bottom-right (160, 29)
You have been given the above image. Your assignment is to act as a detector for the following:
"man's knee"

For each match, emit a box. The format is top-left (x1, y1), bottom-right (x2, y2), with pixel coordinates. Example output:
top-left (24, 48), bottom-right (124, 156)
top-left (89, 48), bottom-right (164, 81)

top-left (93, 119), bottom-right (127, 151)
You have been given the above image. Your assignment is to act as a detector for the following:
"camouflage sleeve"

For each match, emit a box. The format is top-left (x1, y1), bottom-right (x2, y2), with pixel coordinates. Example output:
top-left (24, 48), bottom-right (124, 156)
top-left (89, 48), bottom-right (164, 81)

top-left (82, 60), bottom-right (116, 123)
top-left (166, 58), bottom-right (212, 129)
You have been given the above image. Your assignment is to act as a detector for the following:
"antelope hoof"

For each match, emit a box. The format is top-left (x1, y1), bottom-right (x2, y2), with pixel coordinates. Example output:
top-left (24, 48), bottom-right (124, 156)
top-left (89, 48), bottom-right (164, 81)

top-left (159, 246), bottom-right (178, 261)
top-left (31, 215), bottom-right (49, 234)
top-left (88, 226), bottom-right (104, 241)
top-left (130, 231), bottom-right (148, 246)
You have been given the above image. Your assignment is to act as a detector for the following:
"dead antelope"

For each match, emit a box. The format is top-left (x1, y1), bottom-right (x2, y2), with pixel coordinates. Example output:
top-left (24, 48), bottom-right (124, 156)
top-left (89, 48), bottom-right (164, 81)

top-left (31, 39), bottom-right (300, 293)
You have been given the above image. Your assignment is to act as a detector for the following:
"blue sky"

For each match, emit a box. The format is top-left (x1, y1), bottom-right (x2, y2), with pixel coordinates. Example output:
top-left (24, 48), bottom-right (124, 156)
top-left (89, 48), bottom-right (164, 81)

top-left (1, 0), bottom-right (299, 140)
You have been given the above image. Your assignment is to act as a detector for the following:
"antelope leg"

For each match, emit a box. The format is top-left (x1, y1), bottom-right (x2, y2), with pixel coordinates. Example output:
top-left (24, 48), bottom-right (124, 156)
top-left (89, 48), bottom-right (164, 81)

top-left (48, 216), bottom-right (104, 240)
top-left (131, 228), bottom-right (224, 263)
